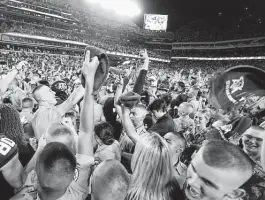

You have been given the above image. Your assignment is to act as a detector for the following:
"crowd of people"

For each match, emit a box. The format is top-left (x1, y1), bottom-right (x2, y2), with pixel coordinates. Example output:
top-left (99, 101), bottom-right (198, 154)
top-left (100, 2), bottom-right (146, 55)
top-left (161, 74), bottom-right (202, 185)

top-left (0, 45), bottom-right (265, 200)
top-left (0, 1), bottom-right (265, 200)
top-left (0, 16), bottom-right (169, 59)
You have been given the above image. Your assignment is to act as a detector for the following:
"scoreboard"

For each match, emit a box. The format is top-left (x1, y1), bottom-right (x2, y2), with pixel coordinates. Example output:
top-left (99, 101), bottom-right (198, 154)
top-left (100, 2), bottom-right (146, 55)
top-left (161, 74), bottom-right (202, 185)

top-left (144, 14), bottom-right (168, 31)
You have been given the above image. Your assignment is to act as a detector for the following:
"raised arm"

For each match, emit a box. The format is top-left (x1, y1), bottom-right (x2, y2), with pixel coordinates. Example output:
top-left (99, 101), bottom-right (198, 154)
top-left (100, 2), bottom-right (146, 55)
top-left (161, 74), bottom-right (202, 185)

top-left (133, 49), bottom-right (149, 95)
top-left (262, 138), bottom-right (265, 171)
top-left (0, 61), bottom-right (27, 96)
top-left (55, 85), bottom-right (85, 117)
top-left (121, 105), bottom-right (140, 144)
top-left (114, 76), bottom-right (124, 119)
top-left (78, 51), bottom-right (99, 156)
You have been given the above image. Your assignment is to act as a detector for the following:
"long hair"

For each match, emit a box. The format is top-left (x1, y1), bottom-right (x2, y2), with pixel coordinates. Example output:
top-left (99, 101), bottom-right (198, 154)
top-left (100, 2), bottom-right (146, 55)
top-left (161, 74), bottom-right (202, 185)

top-left (0, 104), bottom-right (27, 151)
top-left (94, 122), bottom-right (115, 145)
top-left (126, 132), bottom-right (173, 200)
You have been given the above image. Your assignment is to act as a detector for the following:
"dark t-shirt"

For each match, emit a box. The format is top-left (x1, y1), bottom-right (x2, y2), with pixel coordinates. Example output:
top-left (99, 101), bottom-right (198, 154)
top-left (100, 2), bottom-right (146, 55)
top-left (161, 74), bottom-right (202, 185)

top-left (150, 113), bottom-right (175, 136)
top-left (0, 142), bottom-right (35, 200)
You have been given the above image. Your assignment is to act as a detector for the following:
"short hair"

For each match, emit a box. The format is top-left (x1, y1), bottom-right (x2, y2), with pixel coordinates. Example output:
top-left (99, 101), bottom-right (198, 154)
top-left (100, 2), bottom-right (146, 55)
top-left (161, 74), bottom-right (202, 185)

top-left (47, 123), bottom-right (73, 138)
top-left (32, 84), bottom-right (45, 97)
top-left (37, 142), bottom-right (76, 174)
top-left (92, 160), bottom-right (130, 200)
top-left (148, 98), bottom-right (167, 112)
top-left (178, 82), bottom-right (185, 90)
top-left (133, 104), bottom-right (148, 115)
top-left (64, 112), bottom-right (77, 122)
top-left (171, 131), bottom-right (187, 147)
top-left (22, 98), bottom-right (34, 108)
top-left (202, 140), bottom-right (253, 172)
top-left (179, 102), bottom-right (193, 109)
top-left (94, 122), bottom-right (115, 145)
top-left (161, 93), bottom-right (172, 107)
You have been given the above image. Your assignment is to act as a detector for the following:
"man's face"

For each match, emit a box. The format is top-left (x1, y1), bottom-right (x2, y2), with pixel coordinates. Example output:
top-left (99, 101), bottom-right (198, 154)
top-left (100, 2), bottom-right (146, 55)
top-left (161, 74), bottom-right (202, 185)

top-left (187, 88), bottom-right (195, 98)
top-left (194, 113), bottom-right (206, 126)
top-left (164, 132), bottom-right (184, 158)
top-left (40, 86), bottom-right (57, 105)
top-left (185, 148), bottom-right (247, 200)
top-left (179, 105), bottom-right (192, 117)
top-left (151, 110), bottom-right (163, 120)
top-left (62, 117), bottom-right (75, 127)
top-left (130, 107), bottom-right (146, 127)
top-left (242, 128), bottom-right (264, 157)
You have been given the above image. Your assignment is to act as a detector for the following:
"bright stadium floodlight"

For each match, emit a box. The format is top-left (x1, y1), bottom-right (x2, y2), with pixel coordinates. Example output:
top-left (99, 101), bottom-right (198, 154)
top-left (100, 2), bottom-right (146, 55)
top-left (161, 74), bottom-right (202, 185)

top-left (88, 0), bottom-right (141, 17)
top-left (88, 0), bottom-right (98, 3)
top-left (113, 0), bottom-right (141, 17)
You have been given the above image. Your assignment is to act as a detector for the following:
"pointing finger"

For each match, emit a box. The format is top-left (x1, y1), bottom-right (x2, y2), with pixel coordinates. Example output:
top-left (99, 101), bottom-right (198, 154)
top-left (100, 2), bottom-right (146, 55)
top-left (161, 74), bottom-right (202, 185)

top-left (85, 50), bottom-right (91, 62)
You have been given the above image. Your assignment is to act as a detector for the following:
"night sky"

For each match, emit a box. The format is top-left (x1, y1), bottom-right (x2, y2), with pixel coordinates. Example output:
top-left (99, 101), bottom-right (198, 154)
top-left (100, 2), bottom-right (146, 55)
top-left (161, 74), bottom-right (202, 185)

top-left (133, 0), bottom-right (265, 31)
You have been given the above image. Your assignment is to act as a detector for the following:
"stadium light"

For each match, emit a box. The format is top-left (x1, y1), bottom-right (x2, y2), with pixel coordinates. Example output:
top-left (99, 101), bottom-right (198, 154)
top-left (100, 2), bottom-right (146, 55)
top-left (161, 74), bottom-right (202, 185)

top-left (87, 0), bottom-right (141, 17)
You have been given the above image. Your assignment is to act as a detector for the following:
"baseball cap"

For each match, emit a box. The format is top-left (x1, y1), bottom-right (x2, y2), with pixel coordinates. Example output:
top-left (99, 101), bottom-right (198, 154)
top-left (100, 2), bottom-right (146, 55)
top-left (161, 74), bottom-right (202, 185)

top-left (81, 46), bottom-right (109, 92)
top-left (210, 65), bottom-right (265, 111)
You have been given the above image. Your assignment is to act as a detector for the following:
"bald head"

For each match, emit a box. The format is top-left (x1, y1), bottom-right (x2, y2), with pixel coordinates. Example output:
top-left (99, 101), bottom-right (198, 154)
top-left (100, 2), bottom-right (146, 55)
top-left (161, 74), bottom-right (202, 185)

top-left (164, 132), bottom-right (186, 157)
top-left (91, 160), bottom-right (130, 200)
top-left (32, 85), bottom-right (45, 100)
top-left (46, 123), bottom-right (76, 154)
top-left (202, 140), bottom-right (253, 174)
top-left (33, 85), bottom-right (56, 105)
top-left (130, 104), bottom-right (148, 127)
top-left (245, 125), bottom-right (265, 133)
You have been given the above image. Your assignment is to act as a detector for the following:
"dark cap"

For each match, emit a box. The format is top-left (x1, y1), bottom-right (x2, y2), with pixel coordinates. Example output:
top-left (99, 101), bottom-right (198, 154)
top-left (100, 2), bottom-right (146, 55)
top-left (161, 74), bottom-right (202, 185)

top-left (210, 65), bottom-right (265, 110)
top-left (81, 46), bottom-right (109, 92)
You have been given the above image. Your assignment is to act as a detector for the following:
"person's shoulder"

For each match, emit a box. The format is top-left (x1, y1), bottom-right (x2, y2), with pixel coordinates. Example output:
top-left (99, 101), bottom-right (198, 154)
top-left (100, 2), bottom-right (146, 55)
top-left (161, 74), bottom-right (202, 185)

top-left (0, 137), bottom-right (18, 169)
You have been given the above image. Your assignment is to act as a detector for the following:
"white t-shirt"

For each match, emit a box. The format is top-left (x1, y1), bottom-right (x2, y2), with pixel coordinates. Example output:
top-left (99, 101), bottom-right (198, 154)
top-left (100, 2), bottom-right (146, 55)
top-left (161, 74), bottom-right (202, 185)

top-left (31, 106), bottom-right (62, 139)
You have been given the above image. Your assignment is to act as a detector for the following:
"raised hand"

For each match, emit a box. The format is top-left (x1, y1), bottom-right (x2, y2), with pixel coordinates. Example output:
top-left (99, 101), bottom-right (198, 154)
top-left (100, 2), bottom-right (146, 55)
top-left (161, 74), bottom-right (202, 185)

top-left (142, 49), bottom-right (149, 60)
top-left (81, 50), bottom-right (99, 80)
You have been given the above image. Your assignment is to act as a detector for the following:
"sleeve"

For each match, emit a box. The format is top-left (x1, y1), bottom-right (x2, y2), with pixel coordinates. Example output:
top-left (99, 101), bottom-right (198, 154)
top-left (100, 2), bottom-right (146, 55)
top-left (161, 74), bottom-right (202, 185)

top-left (68, 154), bottom-right (94, 199)
top-left (133, 70), bottom-right (147, 95)
top-left (0, 137), bottom-right (18, 169)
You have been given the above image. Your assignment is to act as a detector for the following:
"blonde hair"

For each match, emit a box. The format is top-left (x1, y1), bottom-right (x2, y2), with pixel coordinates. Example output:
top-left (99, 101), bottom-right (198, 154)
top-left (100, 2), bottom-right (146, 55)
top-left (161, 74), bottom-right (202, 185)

top-left (126, 132), bottom-right (173, 200)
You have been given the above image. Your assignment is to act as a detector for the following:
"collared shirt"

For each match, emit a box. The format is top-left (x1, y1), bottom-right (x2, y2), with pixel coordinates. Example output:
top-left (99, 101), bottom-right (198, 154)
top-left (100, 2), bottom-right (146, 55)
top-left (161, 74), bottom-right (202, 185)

top-left (24, 154), bottom-right (94, 200)
top-left (135, 124), bottom-right (147, 136)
